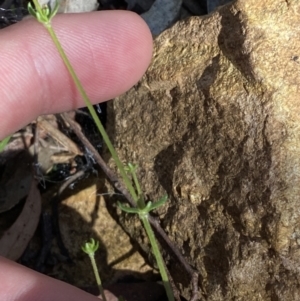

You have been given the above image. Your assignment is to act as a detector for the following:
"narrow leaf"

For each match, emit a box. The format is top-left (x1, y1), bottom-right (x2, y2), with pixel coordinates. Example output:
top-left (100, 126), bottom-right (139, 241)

top-left (27, 3), bottom-right (37, 18)
top-left (118, 202), bottom-right (139, 214)
top-left (0, 136), bottom-right (10, 153)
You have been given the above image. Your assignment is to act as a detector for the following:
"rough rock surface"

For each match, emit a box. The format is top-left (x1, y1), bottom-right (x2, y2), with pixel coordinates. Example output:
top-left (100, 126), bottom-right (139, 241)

top-left (106, 0), bottom-right (300, 300)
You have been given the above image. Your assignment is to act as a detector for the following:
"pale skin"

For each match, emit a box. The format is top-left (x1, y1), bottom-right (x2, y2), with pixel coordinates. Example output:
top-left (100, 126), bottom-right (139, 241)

top-left (0, 10), bottom-right (153, 301)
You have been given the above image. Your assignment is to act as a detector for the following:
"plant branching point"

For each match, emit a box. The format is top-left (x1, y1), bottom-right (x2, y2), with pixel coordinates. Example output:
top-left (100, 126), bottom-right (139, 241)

top-left (118, 193), bottom-right (174, 301)
top-left (28, 0), bottom-right (59, 27)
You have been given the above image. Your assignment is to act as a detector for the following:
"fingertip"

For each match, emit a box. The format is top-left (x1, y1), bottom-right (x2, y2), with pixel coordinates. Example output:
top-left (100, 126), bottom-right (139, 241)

top-left (0, 10), bottom-right (153, 139)
top-left (0, 257), bottom-right (100, 301)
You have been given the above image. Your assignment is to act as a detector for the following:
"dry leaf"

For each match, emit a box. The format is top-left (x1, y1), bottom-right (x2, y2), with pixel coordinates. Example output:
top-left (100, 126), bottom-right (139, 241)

top-left (0, 181), bottom-right (41, 260)
top-left (37, 117), bottom-right (83, 156)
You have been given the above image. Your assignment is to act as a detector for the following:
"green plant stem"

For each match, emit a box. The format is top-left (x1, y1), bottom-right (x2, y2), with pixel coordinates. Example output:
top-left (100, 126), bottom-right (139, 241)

top-left (39, 15), bottom-right (138, 204)
top-left (140, 214), bottom-right (175, 301)
top-left (128, 165), bottom-right (145, 207)
top-left (131, 168), bottom-right (142, 199)
top-left (0, 136), bottom-right (10, 152)
top-left (88, 253), bottom-right (107, 301)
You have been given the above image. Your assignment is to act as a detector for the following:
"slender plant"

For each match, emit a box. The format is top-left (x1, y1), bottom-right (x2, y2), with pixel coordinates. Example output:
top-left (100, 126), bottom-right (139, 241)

top-left (82, 239), bottom-right (126, 301)
top-left (28, 1), bottom-right (174, 300)
top-left (82, 239), bottom-right (107, 301)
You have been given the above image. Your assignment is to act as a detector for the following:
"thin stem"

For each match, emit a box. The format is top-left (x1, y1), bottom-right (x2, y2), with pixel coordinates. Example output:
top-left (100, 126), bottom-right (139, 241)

top-left (128, 165), bottom-right (145, 208)
top-left (140, 215), bottom-right (175, 301)
top-left (88, 253), bottom-right (107, 301)
top-left (131, 168), bottom-right (142, 199)
top-left (41, 18), bottom-right (138, 204)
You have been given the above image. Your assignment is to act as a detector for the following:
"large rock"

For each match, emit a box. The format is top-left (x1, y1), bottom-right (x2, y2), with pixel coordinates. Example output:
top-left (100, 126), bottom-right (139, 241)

top-left (106, 0), bottom-right (300, 299)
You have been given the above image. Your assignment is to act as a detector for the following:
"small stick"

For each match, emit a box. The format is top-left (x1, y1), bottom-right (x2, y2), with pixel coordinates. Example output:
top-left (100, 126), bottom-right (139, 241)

top-left (61, 112), bottom-right (200, 301)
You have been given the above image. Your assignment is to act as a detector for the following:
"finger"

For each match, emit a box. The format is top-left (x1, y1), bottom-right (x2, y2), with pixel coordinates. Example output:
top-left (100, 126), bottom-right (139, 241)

top-left (0, 256), bottom-right (101, 301)
top-left (0, 11), bottom-right (153, 139)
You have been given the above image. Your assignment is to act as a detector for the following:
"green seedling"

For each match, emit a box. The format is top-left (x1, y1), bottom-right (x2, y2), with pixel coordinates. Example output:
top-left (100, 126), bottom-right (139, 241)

top-left (29, 2), bottom-right (175, 300)
top-left (82, 238), bottom-right (107, 301)
top-left (82, 239), bottom-right (126, 301)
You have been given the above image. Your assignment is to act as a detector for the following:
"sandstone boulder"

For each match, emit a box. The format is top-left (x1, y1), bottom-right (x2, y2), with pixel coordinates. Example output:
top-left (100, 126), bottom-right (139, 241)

top-left (106, 0), bottom-right (300, 299)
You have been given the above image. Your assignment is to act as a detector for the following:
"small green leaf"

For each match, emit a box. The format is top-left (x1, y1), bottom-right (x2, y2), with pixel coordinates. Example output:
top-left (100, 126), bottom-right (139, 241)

top-left (49, 0), bottom-right (60, 19)
top-left (82, 238), bottom-right (99, 255)
top-left (147, 195), bottom-right (168, 211)
top-left (0, 136), bottom-right (10, 153)
top-left (128, 163), bottom-right (138, 171)
top-left (125, 162), bottom-right (138, 173)
top-left (118, 202), bottom-right (140, 214)
top-left (27, 3), bottom-right (37, 18)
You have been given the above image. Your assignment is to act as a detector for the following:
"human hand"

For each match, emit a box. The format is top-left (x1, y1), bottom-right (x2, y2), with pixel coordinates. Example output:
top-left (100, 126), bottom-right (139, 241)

top-left (0, 10), bottom-right (152, 140)
top-left (0, 10), bottom-right (152, 301)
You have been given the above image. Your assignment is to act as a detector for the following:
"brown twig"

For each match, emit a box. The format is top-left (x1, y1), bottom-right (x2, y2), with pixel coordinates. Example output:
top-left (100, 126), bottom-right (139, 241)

top-left (61, 112), bottom-right (200, 301)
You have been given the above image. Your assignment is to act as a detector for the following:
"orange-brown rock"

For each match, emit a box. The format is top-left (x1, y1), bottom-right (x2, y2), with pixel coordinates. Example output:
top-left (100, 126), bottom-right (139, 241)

top-left (106, 0), bottom-right (300, 299)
